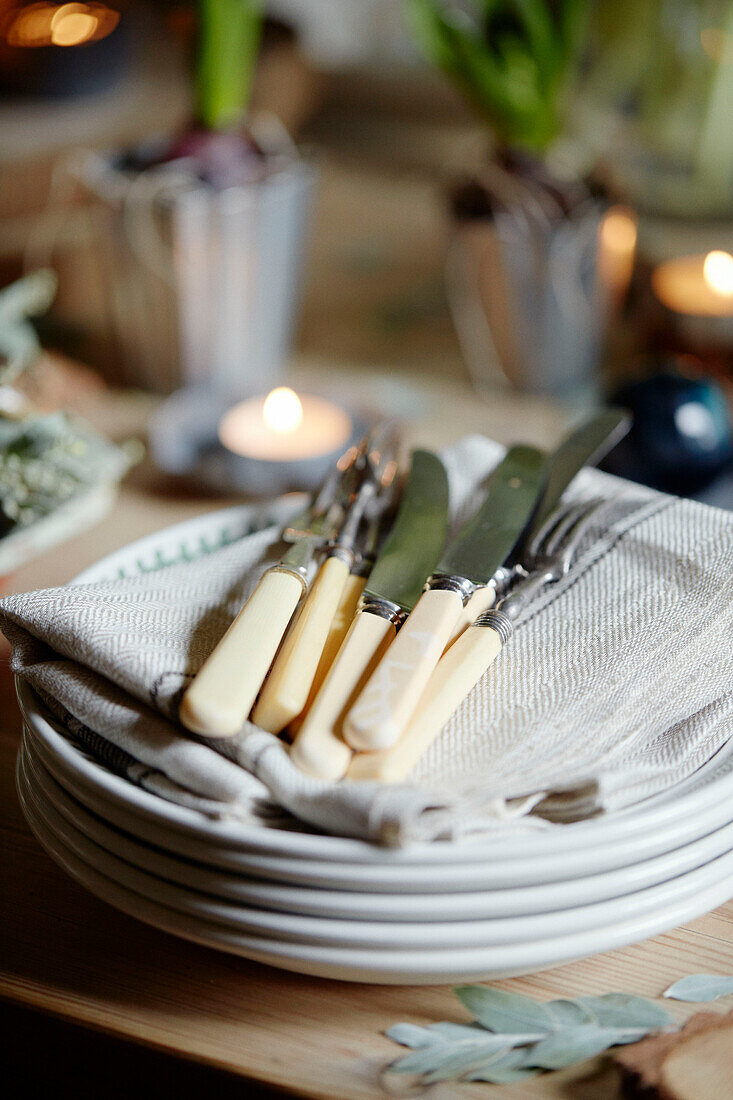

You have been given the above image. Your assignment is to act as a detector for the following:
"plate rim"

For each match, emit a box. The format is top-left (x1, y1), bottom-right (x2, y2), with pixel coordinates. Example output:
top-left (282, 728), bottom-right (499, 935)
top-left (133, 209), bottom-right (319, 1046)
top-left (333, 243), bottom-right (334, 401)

top-left (20, 678), bottom-right (733, 865)
top-left (20, 764), bottom-right (733, 985)
top-left (22, 739), bottom-right (733, 921)
top-left (23, 724), bottom-right (733, 891)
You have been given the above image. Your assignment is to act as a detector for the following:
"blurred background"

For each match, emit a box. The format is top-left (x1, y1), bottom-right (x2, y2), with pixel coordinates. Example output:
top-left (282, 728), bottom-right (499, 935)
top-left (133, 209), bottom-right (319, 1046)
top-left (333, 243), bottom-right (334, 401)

top-left (1, 0), bottom-right (733, 572)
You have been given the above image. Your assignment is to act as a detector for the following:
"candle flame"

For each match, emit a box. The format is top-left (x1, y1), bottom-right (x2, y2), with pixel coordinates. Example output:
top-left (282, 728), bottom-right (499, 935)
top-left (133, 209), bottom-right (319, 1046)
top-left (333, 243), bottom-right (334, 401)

top-left (600, 206), bottom-right (637, 254)
top-left (51, 4), bottom-right (98, 44)
top-left (703, 251), bottom-right (733, 296)
top-left (262, 387), bottom-right (303, 434)
top-left (3, 2), bottom-right (118, 47)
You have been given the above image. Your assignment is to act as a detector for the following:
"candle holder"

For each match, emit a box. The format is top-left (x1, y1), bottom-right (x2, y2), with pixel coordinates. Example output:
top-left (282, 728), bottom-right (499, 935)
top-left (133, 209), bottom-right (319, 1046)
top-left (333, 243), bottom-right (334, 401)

top-left (149, 385), bottom-right (367, 496)
top-left (652, 251), bottom-right (733, 356)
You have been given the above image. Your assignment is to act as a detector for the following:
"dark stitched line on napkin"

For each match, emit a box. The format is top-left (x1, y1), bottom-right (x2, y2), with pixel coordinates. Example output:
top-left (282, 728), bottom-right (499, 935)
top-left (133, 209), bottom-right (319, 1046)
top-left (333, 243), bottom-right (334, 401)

top-left (519, 497), bottom-right (676, 629)
top-left (61, 709), bottom-right (140, 777)
top-left (150, 668), bottom-right (193, 715)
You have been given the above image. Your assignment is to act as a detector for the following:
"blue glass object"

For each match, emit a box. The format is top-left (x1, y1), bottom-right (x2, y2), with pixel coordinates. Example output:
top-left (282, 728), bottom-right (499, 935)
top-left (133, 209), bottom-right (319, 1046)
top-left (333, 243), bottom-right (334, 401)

top-left (604, 364), bottom-right (733, 495)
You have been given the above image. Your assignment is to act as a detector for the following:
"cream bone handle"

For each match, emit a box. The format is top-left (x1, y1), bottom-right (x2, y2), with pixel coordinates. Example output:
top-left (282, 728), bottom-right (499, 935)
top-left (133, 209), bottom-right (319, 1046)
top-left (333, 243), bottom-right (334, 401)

top-left (347, 609), bottom-right (512, 783)
top-left (179, 566), bottom-right (306, 738)
top-left (289, 572), bottom-right (368, 737)
top-left (445, 582), bottom-right (498, 649)
top-left (343, 578), bottom-right (473, 752)
top-left (290, 602), bottom-right (398, 781)
top-left (252, 555), bottom-right (352, 734)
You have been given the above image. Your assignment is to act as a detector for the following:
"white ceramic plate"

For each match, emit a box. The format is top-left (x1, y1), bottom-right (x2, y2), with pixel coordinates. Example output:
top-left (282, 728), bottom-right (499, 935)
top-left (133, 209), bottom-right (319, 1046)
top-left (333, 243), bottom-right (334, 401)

top-left (21, 737), bottom-right (733, 923)
top-left (19, 762), bottom-right (733, 985)
top-left (25, 719), bottom-right (733, 892)
top-left (18, 748), bottom-right (733, 952)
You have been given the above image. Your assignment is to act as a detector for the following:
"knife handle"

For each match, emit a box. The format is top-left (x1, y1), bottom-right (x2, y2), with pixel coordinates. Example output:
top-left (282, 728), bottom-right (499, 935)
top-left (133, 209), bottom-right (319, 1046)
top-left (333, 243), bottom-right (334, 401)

top-left (347, 610), bottom-right (512, 783)
top-left (252, 555), bottom-right (351, 734)
top-left (343, 587), bottom-right (464, 751)
top-left (295, 572), bottom-right (367, 730)
top-left (179, 567), bottom-right (305, 738)
top-left (445, 583), bottom-right (497, 650)
top-left (290, 609), bottom-right (397, 780)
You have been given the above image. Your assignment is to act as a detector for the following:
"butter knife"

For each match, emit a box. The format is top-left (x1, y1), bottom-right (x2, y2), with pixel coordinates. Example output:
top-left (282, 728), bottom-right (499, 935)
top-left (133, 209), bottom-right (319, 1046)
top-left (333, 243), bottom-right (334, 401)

top-left (343, 445), bottom-right (547, 752)
top-left (290, 448), bottom-right (449, 780)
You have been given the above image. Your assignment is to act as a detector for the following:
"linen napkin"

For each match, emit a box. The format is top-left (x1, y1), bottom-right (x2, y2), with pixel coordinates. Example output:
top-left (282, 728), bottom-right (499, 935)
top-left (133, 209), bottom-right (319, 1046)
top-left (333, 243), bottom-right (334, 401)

top-left (3, 436), bottom-right (733, 846)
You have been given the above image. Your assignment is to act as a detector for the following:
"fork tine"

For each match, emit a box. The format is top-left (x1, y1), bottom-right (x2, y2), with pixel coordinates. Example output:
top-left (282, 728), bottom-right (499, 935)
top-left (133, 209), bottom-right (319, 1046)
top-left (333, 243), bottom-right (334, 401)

top-left (540, 501), bottom-right (593, 558)
top-left (547, 496), bottom-right (608, 560)
top-left (525, 500), bottom-right (581, 561)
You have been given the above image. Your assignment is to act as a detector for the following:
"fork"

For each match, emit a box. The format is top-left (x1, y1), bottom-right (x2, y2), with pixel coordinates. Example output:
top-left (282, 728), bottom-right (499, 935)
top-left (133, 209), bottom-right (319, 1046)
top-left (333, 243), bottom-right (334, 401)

top-left (347, 497), bottom-right (608, 783)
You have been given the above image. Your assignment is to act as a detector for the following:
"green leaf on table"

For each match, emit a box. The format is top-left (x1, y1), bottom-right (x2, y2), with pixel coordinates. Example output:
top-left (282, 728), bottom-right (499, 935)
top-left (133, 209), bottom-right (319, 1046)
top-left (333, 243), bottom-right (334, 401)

top-left (386, 983), bottom-right (675, 1087)
top-left (573, 993), bottom-right (674, 1029)
top-left (455, 984), bottom-right (555, 1034)
top-left (664, 975), bottom-right (733, 1002)
top-left (467, 1048), bottom-right (542, 1084)
top-left (526, 1025), bottom-right (646, 1069)
top-left (387, 1029), bottom-right (515, 1080)
top-left (545, 998), bottom-right (595, 1027)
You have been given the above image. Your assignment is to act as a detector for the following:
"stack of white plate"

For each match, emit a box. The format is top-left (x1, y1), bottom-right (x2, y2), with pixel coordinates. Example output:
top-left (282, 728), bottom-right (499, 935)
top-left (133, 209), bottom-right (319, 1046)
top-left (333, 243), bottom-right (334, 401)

top-left (14, 506), bottom-right (733, 984)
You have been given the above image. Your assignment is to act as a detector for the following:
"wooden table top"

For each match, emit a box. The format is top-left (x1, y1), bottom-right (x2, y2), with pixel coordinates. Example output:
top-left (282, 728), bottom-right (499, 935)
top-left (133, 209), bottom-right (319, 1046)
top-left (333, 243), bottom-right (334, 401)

top-left (1, 368), bottom-right (733, 1099)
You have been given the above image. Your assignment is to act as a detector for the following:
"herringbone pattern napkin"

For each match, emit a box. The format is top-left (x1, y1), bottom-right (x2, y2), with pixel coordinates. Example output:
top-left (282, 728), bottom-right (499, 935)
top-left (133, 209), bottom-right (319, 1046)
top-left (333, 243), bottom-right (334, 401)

top-left (3, 437), bottom-right (732, 845)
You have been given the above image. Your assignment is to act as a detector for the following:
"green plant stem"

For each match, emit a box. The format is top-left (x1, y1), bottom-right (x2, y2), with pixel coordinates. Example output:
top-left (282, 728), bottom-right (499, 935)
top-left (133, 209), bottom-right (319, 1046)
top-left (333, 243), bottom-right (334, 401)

top-left (195, 0), bottom-right (263, 132)
top-left (696, 2), bottom-right (733, 198)
top-left (406, 0), bottom-right (586, 155)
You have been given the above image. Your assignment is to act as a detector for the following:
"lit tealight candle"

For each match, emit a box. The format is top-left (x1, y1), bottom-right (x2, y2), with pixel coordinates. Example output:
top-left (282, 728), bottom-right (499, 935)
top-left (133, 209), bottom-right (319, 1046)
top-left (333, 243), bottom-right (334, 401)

top-left (652, 250), bottom-right (733, 318)
top-left (219, 387), bottom-right (353, 462)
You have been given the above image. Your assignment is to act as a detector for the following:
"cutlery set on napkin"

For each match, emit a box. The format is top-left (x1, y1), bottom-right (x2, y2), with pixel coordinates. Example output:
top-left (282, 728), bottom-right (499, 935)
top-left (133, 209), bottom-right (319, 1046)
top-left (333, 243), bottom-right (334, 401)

top-left (180, 410), bottom-right (630, 784)
top-left (4, 424), bottom-right (733, 845)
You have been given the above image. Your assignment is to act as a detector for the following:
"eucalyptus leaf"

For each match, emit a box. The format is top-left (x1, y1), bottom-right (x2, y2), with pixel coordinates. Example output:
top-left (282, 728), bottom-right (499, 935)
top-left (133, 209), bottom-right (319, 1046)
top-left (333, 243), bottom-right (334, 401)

top-left (467, 1049), bottom-right (542, 1084)
top-left (455, 985), bottom-right (554, 1034)
top-left (574, 993), bottom-right (673, 1029)
top-left (386, 982), bottom-right (676, 1087)
top-left (526, 1025), bottom-right (647, 1069)
top-left (385, 1023), bottom-right (435, 1049)
top-left (545, 998), bottom-right (595, 1027)
top-left (664, 975), bottom-right (733, 1003)
top-left (389, 1034), bottom-right (513, 1078)
top-left (420, 1039), bottom-right (516, 1083)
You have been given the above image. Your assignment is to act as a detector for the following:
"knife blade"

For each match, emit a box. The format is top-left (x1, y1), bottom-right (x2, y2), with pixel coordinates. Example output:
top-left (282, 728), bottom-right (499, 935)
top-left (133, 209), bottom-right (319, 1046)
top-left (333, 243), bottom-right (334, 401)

top-left (343, 445), bottom-right (547, 752)
top-left (509, 407), bottom-right (631, 569)
top-left (446, 407), bottom-right (633, 646)
top-left (290, 449), bottom-right (449, 780)
top-left (179, 451), bottom-right (356, 740)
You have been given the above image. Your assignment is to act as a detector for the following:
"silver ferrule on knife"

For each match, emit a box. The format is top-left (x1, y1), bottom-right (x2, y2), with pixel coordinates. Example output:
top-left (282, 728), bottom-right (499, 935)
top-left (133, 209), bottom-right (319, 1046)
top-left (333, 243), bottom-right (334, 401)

top-left (425, 572), bottom-right (478, 605)
top-left (358, 591), bottom-right (406, 626)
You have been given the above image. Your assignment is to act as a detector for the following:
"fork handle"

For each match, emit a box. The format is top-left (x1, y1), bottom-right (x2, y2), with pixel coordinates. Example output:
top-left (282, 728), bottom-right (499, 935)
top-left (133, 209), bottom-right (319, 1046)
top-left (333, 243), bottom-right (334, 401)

top-left (179, 567), bottom-right (305, 738)
top-left (343, 587), bottom-right (464, 751)
top-left (347, 610), bottom-right (512, 783)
